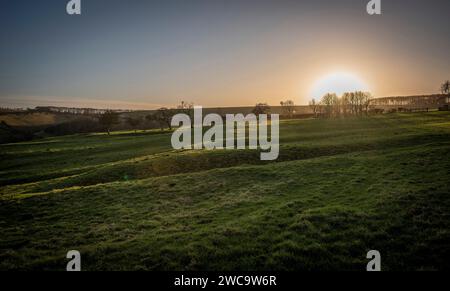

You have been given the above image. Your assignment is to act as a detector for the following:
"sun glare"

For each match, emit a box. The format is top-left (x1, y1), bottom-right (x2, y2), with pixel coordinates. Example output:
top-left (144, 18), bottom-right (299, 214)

top-left (311, 72), bottom-right (369, 99)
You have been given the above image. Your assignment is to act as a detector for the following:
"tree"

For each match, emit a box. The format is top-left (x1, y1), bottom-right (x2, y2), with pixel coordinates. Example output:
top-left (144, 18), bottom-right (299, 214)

top-left (321, 93), bottom-right (337, 118)
top-left (125, 117), bottom-right (141, 133)
top-left (347, 92), bottom-right (357, 115)
top-left (252, 103), bottom-right (271, 115)
top-left (280, 100), bottom-right (295, 118)
top-left (331, 94), bottom-right (340, 117)
top-left (308, 98), bottom-right (319, 117)
top-left (362, 92), bottom-right (372, 115)
top-left (146, 108), bottom-right (174, 131)
top-left (341, 93), bottom-right (351, 116)
top-left (98, 110), bottom-right (120, 135)
top-left (441, 80), bottom-right (450, 95)
top-left (177, 101), bottom-right (194, 127)
top-left (177, 101), bottom-right (194, 111)
top-left (356, 91), bottom-right (366, 115)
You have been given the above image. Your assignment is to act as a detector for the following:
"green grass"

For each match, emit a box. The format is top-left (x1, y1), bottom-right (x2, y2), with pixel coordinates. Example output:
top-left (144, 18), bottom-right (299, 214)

top-left (1, 112), bottom-right (449, 270)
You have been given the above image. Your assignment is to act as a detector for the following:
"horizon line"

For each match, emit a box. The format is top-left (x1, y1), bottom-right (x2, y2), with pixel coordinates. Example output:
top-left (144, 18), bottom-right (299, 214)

top-left (1, 92), bottom-right (447, 112)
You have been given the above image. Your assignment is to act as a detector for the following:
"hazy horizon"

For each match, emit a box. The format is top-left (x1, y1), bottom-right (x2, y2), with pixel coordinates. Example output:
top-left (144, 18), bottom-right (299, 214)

top-left (1, 0), bottom-right (449, 110)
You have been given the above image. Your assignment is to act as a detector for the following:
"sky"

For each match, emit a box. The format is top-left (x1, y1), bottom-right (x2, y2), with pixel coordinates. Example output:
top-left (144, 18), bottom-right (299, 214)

top-left (0, 0), bottom-right (449, 109)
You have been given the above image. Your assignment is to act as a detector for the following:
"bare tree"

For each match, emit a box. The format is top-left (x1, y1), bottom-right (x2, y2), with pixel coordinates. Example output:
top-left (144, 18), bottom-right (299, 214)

top-left (441, 80), bottom-right (450, 95)
top-left (280, 100), bottom-right (295, 118)
top-left (362, 92), bottom-right (372, 115)
top-left (308, 98), bottom-right (319, 117)
top-left (331, 94), bottom-right (340, 117)
top-left (321, 93), bottom-right (337, 118)
top-left (348, 92), bottom-right (357, 115)
top-left (98, 110), bottom-right (120, 135)
top-left (341, 93), bottom-right (351, 116)
top-left (442, 81), bottom-right (450, 104)
top-left (177, 101), bottom-right (194, 112)
top-left (177, 101), bottom-right (194, 126)
top-left (352, 91), bottom-right (372, 115)
top-left (317, 91), bottom-right (373, 118)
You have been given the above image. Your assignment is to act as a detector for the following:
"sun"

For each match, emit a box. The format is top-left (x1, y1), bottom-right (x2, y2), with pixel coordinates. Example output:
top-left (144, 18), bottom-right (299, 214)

top-left (311, 72), bottom-right (369, 99)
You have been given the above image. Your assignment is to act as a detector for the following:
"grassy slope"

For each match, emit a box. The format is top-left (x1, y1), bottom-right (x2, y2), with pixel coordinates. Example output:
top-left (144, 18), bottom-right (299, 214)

top-left (0, 112), bottom-right (88, 127)
top-left (0, 112), bottom-right (449, 270)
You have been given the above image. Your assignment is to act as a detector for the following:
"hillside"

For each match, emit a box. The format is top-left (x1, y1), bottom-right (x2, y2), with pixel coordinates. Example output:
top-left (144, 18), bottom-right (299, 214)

top-left (0, 112), bottom-right (449, 270)
top-left (0, 112), bottom-right (84, 127)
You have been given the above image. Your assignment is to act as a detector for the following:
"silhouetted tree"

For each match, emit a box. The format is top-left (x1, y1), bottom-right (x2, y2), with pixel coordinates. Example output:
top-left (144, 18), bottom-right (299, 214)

top-left (252, 103), bottom-right (271, 116)
top-left (321, 93), bottom-right (337, 117)
top-left (341, 93), bottom-right (351, 116)
top-left (348, 92), bottom-right (357, 115)
top-left (318, 91), bottom-right (373, 118)
top-left (308, 98), bottom-right (319, 117)
top-left (98, 110), bottom-right (120, 135)
top-left (441, 80), bottom-right (450, 95)
top-left (362, 92), bottom-right (373, 115)
top-left (355, 91), bottom-right (365, 115)
top-left (177, 101), bottom-right (194, 112)
top-left (280, 100), bottom-right (295, 117)
top-left (177, 101), bottom-right (194, 127)
top-left (331, 93), bottom-right (340, 117)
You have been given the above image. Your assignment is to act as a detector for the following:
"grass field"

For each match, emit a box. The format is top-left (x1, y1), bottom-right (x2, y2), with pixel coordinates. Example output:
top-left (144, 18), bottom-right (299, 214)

top-left (1, 112), bottom-right (449, 271)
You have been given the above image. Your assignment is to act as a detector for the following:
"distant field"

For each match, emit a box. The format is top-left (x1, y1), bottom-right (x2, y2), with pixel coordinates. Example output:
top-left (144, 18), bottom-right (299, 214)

top-left (0, 112), bottom-right (82, 127)
top-left (1, 112), bottom-right (449, 270)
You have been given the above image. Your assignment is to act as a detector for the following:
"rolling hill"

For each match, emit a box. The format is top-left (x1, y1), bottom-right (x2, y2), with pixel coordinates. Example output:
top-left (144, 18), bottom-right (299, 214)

top-left (0, 112), bottom-right (449, 270)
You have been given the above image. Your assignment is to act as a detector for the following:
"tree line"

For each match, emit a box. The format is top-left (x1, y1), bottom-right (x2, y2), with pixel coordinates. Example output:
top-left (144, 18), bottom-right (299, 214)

top-left (97, 101), bottom-right (195, 134)
top-left (89, 79), bottom-right (450, 134)
top-left (309, 91), bottom-right (373, 118)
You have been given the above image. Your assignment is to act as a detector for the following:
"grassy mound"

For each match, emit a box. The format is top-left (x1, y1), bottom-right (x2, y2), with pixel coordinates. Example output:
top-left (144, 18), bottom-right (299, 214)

top-left (0, 112), bottom-right (449, 270)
